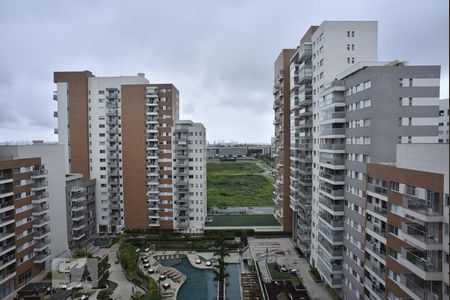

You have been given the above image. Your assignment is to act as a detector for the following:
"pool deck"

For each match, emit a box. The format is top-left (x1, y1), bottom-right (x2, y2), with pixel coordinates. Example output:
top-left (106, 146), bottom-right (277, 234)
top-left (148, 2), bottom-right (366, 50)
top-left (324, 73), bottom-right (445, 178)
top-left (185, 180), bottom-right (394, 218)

top-left (139, 250), bottom-right (241, 299)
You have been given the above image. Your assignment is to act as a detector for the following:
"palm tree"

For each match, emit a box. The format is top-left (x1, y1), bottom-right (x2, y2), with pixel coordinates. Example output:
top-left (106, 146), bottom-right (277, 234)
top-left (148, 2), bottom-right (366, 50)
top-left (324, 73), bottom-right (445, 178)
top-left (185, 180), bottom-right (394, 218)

top-left (213, 237), bottom-right (230, 300)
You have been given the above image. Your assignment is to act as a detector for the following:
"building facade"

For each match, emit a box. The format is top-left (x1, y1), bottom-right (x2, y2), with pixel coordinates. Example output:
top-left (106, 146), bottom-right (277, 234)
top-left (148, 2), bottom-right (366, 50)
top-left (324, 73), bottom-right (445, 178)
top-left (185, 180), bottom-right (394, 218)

top-left (54, 71), bottom-right (205, 233)
top-left (173, 121), bottom-right (207, 233)
top-left (65, 174), bottom-right (96, 252)
top-left (273, 48), bottom-right (296, 232)
top-left (310, 21), bottom-right (378, 278)
top-left (364, 143), bottom-right (449, 300)
top-left (276, 20), bottom-right (445, 299)
top-left (289, 26), bottom-right (317, 256)
top-left (0, 152), bottom-right (53, 298)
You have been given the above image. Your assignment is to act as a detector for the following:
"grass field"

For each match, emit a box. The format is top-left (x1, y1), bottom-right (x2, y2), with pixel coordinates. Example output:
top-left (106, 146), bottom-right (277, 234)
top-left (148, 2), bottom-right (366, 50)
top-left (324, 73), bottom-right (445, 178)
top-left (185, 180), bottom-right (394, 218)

top-left (207, 214), bottom-right (279, 227)
top-left (207, 161), bottom-right (273, 208)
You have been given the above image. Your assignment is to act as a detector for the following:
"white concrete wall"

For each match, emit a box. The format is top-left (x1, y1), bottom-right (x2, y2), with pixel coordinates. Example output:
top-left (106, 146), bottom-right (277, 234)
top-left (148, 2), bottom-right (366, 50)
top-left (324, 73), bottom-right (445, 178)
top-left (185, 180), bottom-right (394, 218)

top-left (17, 143), bottom-right (69, 258)
top-left (56, 82), bottom-right (70, 173)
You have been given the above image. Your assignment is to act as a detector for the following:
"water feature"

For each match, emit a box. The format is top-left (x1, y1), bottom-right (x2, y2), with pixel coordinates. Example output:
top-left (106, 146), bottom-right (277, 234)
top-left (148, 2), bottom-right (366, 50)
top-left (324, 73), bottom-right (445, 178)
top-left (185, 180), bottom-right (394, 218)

top-left (156, 255), bottom-right (241, 300)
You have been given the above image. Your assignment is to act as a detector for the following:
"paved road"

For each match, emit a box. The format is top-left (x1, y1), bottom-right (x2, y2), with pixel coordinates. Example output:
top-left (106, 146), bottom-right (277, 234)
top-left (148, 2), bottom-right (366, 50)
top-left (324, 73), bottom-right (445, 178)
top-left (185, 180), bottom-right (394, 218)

top-left (247, 237), bottom-right (332, 300)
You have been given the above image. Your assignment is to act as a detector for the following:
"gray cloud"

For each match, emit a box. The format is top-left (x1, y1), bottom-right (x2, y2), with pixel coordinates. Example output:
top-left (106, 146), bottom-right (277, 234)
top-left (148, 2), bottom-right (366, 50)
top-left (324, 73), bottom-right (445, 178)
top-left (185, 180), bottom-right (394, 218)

top-left (0, 0), bottom-right (448, 143)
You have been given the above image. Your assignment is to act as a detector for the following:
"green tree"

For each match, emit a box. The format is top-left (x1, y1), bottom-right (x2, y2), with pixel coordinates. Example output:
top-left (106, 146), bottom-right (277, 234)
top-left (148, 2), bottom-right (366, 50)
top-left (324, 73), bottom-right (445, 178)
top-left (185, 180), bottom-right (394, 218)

top-left (213, 236), bottom-right (230, 300)
top-left (97, 288), bottom-right (113, 300)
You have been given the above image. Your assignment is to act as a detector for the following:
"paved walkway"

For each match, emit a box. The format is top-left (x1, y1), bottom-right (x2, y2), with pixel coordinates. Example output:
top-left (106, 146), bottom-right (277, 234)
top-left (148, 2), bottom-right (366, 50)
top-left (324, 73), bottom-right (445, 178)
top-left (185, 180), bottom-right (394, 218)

top-left (105, 244), bottom-right (145, 300)
top-left (248, 237), bottom-right (332, 300)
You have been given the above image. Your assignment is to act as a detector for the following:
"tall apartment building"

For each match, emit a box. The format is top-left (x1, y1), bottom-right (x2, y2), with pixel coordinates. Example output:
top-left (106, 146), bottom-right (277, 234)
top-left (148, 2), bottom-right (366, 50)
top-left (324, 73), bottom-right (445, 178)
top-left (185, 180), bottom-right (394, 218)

top-left (173, 121), bottom-right (207, 233)
top-left (289, 26), bottom-right (317, 256)
top-left (276, 20), bottom-right (444, 299)
top-left (310, 21), bottom-right (378, 277)
top-left (364, 143), bottom-right (449, 300)
top-left (273, 49), bottom-right (296, 232)
top-left (337, 64), bottom-right (440, 299)
top-left (65, 174), bottom-right (96, 252)
top-left (439, 98), bottom-right (449, 143)
top-left (54, 71), bottom-right (206, 233)
top-left (0, 142), bottom-right (68, 299)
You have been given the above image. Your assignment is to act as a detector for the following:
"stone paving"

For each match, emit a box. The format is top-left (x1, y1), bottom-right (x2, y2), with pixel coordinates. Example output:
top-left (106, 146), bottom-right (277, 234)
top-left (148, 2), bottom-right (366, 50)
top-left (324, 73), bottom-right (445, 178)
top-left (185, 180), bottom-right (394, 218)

top-left (247, 237), bottom-right (332, 300)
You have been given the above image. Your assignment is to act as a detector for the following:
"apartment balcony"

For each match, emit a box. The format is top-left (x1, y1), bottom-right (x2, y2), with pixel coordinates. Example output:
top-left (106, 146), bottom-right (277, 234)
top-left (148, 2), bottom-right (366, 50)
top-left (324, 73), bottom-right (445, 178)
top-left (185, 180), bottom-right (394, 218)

top-left (0, 216), bottom-right (14, 228)
top-left (106, 92), bottom-right (118, 100)
top-left (33, 215), bottom-right (50, 227)
top-left (0, 229), bottom-right (14, 243)
top-left (319, 112), bottom-right (345, 123)
top-left (366, 203), bottom-right (387, 219)
top-left (0, 268), bottom-right (16, 286)
top-left (318, 195), bottom-right (344, 212)
top-left (399, 248), bottom-right (442, 280)
top-left (319, 143), bottom-right (345, 151)
top-left (34, 238), bottom-right (51, 251)
top-left (365, 240), bottom-right (386, 262)
top-left (0, 201), bottom-right (14, 214)
top-left (31, 181), bottom-right (48, 191)
top-left (319, 171), bottom-right (345, 184)
top-left (399, 274), bottom-right (441, 300)
top-left (319, 128), bottom-right (345, 137)
top-left (32, 204), bottom-right (50, 215)
top-left (31, 169), bottom-right (47, 179)
top-left (32, 192), bottom-right (49, 203)
top-left (319, 183), bottom-right (344, 199)
top-left (365, 258), bottom-right (386, 284)
top-left (402, 195), bottom-right (442, 222)
top-left (319, 211), bottom-right (344, 228)
top-left (317, 258), bottom-right (342, 288)
top-left (319, 156), bottom-right (345, 167)
top-left (401, 223), bottom-right (442, 250)
top-left (0, 241), bottom-right (15, 257)
top-left (34, 251), bottom-right (51, 263)
top-left (107, 127), bottom-right (119, 134)
top-left (298, 66), bottom-right (312, 84)
top-left (317, 246), bottom-right (343, 272)
top-left (52, 91), bottom-right (58, 101)
top-left (33, 226), bottom-right (50, 239)
top-left (318, 221), bottom-right (343, 244)
top-left (366, 183), bottom-right (388, 197)
top-left (106, 108), bottom-right (118, 116)
top-left (318, 234), bottom-right (343, 259)
top-left (366, 222), bottom-right (387, 242)
top-left (146, 108), bottom-right (158, 115)
top-left (0, 253), bottom-right (15, 271)
top-left (364, 281), bottom-right (385, 300)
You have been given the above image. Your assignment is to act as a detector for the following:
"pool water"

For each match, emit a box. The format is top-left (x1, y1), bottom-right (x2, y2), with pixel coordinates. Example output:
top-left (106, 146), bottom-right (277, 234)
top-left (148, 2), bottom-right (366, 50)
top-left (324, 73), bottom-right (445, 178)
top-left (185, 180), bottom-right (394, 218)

top-left (156, 255), bottom-right (241, 300)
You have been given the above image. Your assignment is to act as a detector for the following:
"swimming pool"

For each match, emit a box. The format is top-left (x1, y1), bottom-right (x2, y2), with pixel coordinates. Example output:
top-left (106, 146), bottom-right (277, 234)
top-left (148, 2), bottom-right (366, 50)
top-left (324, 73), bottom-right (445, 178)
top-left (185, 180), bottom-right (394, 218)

top-left (156, 255), bottom-right (241, 300)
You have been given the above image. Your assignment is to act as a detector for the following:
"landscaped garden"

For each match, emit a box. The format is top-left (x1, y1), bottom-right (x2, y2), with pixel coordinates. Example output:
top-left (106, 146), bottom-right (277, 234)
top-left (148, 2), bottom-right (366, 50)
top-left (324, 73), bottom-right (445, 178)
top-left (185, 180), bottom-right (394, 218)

top-left (118, 243), bottom-right (161, 300)
top-left (207, 161), bottom-right (273, 208)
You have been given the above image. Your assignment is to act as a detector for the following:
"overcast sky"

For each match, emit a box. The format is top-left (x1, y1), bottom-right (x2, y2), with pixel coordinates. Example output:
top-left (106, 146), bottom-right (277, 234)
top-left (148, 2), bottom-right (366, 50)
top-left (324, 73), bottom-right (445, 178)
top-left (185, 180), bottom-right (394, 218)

top-left (0, 0), bottom-right (448, 144)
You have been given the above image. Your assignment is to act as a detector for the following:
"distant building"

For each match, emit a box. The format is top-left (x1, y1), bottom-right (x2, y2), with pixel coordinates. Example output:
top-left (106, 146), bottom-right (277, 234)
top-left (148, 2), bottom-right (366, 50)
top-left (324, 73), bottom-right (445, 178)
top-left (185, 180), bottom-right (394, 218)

top-left (53, 71), bottom-right (206, 233)
top-left (206, 144), bottom-right (270, 158)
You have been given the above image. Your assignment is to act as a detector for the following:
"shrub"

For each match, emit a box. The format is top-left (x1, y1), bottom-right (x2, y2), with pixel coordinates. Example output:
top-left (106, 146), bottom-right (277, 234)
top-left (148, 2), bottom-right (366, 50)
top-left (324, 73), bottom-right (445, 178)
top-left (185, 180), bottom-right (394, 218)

top-left (97, 288), bottom-right (113, 300)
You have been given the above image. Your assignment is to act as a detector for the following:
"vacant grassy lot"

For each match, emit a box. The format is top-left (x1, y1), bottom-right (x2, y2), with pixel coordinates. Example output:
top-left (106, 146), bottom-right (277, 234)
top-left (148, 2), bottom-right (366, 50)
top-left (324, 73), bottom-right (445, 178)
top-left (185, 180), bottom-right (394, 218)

top-left (207, 214), bottom-right (279, 227)
top-left (207, 162), bottom-right (273, 208)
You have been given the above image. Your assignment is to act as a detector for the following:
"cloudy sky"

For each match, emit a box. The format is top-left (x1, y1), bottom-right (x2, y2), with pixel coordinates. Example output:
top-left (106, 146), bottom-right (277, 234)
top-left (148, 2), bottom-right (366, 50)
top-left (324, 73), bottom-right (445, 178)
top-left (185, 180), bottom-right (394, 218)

top-left (0, 0), bottom-right (448, 144)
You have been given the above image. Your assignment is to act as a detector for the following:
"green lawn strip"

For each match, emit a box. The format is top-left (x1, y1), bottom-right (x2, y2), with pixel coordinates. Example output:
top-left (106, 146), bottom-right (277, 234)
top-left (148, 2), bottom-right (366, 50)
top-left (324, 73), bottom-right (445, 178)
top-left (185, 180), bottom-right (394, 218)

top-left (207, 215), bottom-right (279, 227)
top-left (207, 174), bottom-right (273, 207)
top-left (267, 263), bottom-right (300, 287)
